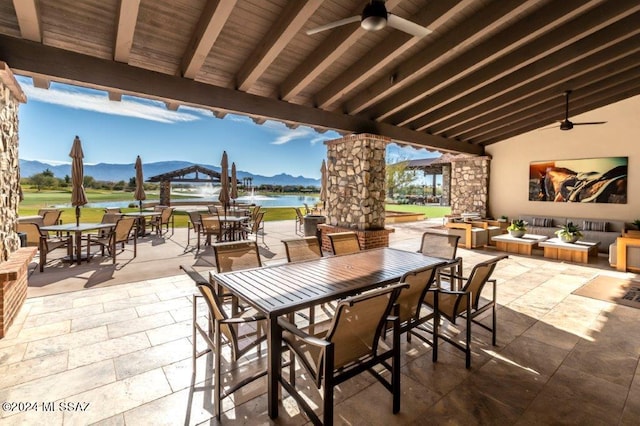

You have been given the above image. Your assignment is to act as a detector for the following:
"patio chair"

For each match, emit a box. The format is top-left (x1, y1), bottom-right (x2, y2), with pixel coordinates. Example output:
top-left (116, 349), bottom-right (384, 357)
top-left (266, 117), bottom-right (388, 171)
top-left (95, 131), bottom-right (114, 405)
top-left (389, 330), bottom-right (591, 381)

top-left (424, 254), bottom-right (508, 368)
top-left (17, 222), bottom-right (71, 272)
top-left (87, 217), bottom-right (137, 264)
top-left (199, 213), bottom-right (223, 246)
top-left (180, 265), bottom-right (267, 420)
top-left (278, 282), bottom-right (407, 425)
top-left (186, 210), bottom-right (203, 250)
top-left (40, 209), bottom-right (62, 226)
top-left (418, 231), bottom-right (463, 289)
top-left (241, 210), bottom-right (265, 244)
top-left (293, 207), bottom-right (305, 235)
top-left (303, 202), bottom-right (311, 215)
top-left (210, 240), bottom-right (262, 314)
top-left (327, 231), bottom-right (361, 255)
top-left (282, 236), bottom-right (324, 324)
top-left (103, 207), bottom-right (122, 214)
top-left (151, 207), bottom-right (174, 236)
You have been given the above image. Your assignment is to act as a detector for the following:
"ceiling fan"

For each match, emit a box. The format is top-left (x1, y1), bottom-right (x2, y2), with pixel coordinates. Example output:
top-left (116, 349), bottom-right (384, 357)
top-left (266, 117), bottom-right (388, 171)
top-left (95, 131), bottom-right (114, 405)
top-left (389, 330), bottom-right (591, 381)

top-left (556, 90), bottom-right (607, 131)
top-left (306, 0), bottom-right (432, 38)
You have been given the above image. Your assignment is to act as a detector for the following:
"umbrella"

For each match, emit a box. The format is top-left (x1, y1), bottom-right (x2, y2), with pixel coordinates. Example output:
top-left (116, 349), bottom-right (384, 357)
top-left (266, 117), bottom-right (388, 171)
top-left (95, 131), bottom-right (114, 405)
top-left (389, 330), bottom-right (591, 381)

top-left (230, 162), bottom-right (238, 203)
top-left (134, 155), bottom-right (146, 212)
top-left (320, 159), bottom-right (327, 211)
top-left (69, 135), bottom-right (88, 226)
top-left (218, 151), bottom-right (230, 216)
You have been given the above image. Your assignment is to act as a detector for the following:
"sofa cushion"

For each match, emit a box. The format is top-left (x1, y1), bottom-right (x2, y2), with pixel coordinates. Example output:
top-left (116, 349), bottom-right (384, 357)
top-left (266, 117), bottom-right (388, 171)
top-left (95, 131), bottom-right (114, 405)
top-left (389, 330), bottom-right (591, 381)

top-left (582, 220), bottom-right (608, 232)
top-left (531, 217), bottom-right (554, 227)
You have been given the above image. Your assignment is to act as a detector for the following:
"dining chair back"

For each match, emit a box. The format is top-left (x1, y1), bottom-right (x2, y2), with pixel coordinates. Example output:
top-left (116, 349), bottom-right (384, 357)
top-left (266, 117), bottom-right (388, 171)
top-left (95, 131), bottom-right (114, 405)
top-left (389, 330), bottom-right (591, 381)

top-left (180, 265), bottom-right (267, 419)
top-left (282, 236), bottom-right (322, 262)
top-left (153, 207), bottom-right (174, 236)
top-left (279, 282), bottom-right (407, 425)
top-left (199, 213), bottom-right (222, 245)
top-left (327, 231), bottom-right (361, 255)
top-left (186, 210), bottom-right (203, 249)
top-left (425, 254), bottom-right (508, 368)
top-left (17, 222), bottom-right (71, 272)
top-left (87, 217), bottom-right (137, 264)
top-left (244, 210), bottom-right (265, 243)
top-left (212, 240), bottom-right (262, 273)
top-left (41, 209), bottom-right (62, 226)
top-left (418, 231), bottom-right (463, 289)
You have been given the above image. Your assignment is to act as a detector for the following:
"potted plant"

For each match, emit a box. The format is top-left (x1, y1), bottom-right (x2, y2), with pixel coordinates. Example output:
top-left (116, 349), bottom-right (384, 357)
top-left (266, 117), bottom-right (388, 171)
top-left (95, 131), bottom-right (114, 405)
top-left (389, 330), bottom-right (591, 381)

top-left (498, 215), bottom-right (508, 223)
top-left (507, 219), bottom-right (527, 238)
top-left (633, 219), bottom-right (640, 230)
top-left (555, 221), bottom-right (583, 243)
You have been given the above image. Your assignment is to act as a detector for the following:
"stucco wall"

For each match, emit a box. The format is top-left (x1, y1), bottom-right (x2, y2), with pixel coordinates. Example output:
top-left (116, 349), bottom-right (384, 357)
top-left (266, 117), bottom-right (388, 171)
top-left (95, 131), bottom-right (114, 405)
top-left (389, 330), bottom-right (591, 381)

top-left (486, 95), bottom-right (639, 223)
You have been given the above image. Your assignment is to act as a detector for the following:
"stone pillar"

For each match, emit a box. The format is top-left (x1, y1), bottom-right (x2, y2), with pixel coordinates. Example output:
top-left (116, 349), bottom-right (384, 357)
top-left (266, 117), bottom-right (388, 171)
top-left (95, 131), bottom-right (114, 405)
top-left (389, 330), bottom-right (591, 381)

top-left (441, 164), bottom-right (451, 206)
top-left (159, 180), bottom-right (171, 206)
top-left (450, 156), bottom-right (491, 217)
top-left (319, 133), bottom-right (394, 250)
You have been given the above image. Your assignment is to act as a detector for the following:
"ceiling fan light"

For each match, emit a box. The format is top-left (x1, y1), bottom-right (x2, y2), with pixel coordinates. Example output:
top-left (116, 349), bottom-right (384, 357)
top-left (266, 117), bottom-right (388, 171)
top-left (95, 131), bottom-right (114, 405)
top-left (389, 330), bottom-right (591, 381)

top-left (361, 15), bottom-right (386, 31)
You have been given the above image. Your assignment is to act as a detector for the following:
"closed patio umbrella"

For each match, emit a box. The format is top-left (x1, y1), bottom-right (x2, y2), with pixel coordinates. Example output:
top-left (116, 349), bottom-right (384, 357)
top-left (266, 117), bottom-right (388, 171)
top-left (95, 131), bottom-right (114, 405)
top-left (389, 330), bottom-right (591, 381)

top-left (231, 162), bottom-right (238, 203)
top-left (218, 151), bottom-right (230, 216)
top-left (134, 155), bottom-right (146, 212)
top-left (69, 135), bottom-right (88, 226)
top-left (320, 159), bottom-right (327, 211)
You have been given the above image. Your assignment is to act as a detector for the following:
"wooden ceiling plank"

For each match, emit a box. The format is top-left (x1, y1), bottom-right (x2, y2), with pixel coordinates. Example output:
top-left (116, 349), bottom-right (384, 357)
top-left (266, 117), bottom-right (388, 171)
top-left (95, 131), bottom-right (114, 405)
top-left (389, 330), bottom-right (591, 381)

top-left (435, 40), bottom-right (640, 138)
top-left (373, 0), bottom-right (602, 123)
top-left (476, 77), bottom-right (640, 145)
top-left (0, 35), bottom-right (480, 155)
top-left (181, 0), bottom-right (237, 79)
top-left (114, 0), bottom-right (141, 63)
top-left (462, 64), bottom-right (640, 141)
top-left (236, 0), bottom-right (323, 92)
top-left (342, 0), bottom-right (534, 114)
top-left (12, 0), bottom-right (40, 42)
top-left (314, 0), bottom-right (467, 109)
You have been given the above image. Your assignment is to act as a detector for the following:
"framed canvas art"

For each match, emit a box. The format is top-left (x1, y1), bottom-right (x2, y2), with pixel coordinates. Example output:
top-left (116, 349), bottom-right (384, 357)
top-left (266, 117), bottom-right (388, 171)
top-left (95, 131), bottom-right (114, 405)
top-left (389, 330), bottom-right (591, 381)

top-left (529, 157), bottom-right (627, 203)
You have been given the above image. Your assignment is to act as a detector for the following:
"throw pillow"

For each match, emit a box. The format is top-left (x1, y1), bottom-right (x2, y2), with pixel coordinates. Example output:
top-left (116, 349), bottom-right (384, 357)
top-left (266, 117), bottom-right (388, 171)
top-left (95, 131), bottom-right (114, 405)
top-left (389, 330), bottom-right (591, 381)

top-left (583, 220), bottom-right (608, 232)
top-left (532, 217), bottom-right (553, 227)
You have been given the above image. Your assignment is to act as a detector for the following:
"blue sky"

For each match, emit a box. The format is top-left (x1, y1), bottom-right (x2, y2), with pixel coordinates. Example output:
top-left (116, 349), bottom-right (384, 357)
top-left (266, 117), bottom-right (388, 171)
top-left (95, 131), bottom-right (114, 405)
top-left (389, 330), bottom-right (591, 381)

top-left (16, 76), bottom-right (439, 179)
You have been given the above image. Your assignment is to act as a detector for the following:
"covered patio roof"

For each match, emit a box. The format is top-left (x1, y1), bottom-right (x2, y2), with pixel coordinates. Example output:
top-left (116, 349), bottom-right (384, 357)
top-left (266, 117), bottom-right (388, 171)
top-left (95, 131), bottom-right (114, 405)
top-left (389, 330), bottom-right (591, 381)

top-left (1, 1), bottom-right (638, 155)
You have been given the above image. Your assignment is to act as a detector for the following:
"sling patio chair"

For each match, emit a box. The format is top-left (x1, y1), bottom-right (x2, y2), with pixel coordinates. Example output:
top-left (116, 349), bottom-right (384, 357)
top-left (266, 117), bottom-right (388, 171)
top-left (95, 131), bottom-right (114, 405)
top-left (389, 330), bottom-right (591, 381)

top-left (151, 206), bottom-right (174, 236)
top-left (327, 231), bottom-right (361, 255)
top-left (424, 254), bottom-right (508, 368)
top-left (210, 240), bottom-right (262, 314)
top-left (87, 217), bottom-right (137, 264)
top-left (293, 207), bottom-right (305, 235)
top-left (418, 231), bottom-right (463, 289)
top-left (40, 209), bottom-right (62, 226)
top-left (180, 265), bottom-right (268, 420)
top-left (199, 213), bottom-right (223, 246)
top-left (17, 222), bottom-right (71, 272)
top-left (241, 210), bottom-right (265, 244)
top-left (186, 210), bottom-right (203, 250)
top-left (278, 282), bottom-right (407, 425)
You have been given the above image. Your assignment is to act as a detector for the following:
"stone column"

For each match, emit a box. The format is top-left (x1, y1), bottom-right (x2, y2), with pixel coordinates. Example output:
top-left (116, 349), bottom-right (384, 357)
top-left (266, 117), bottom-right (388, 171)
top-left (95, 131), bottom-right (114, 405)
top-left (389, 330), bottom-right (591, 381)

top-left (318, 133), bottom-right (394, 251)
top-left (159, 180), bottom-right (171, 206)
top-left (450, 156), bottom-right (491, 217)
top-left (441, 164), bottom-right (451, 206)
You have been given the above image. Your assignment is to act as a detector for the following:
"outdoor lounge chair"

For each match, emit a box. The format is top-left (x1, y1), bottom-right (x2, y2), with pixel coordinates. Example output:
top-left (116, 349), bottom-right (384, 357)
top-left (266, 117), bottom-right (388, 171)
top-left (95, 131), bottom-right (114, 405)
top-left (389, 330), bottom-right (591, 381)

top-left (418, 231), bottom-right (463, 289)
top-left (87, 217), bottom-right (137, 264)
top-left (327, 231), bottom-right (361, 255)
top-left (424, 254), bottom-right (508, 368)
top-left (278, 283), bottom-right (407, 425)
top-left (180, 266), bottom-right (268, 420)
top-left (17, 222), bottom-right (71, 272)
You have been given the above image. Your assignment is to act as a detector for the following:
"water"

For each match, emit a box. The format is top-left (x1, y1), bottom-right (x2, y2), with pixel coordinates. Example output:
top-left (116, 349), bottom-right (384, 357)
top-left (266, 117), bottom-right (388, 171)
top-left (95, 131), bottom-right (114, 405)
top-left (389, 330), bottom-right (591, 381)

top-left (55, 195), bottom-right (320, 209)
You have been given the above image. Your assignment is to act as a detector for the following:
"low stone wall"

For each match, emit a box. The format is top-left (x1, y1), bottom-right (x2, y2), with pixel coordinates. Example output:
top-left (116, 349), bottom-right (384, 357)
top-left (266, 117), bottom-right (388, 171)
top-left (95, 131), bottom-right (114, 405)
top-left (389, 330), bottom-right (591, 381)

top-left (318, 224), bottom-right (394, 253)
top-left (1, 247), bottom-right (36, 338)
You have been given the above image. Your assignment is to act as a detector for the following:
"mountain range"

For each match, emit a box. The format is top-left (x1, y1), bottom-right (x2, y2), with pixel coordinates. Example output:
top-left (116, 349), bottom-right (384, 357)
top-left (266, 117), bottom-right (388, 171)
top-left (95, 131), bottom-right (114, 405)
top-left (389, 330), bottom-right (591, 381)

top-left (19, 159), bottom-right (321, 187)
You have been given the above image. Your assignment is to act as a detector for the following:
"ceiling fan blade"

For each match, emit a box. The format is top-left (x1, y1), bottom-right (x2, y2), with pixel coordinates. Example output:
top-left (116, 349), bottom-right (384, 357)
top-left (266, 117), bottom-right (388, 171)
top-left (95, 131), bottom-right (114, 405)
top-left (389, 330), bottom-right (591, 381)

top-left (306, 15), bottom-right (361, 35)
top-left (387, 14), bottom-right (432, 37)
top-left (572, 121), bottom-right (607, 125)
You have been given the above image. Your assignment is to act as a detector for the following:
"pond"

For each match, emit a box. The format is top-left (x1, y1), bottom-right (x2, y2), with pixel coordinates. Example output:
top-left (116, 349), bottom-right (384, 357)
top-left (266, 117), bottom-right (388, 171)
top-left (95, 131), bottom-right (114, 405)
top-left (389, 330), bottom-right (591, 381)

top-left (55, 195), bottom-right (320, 209)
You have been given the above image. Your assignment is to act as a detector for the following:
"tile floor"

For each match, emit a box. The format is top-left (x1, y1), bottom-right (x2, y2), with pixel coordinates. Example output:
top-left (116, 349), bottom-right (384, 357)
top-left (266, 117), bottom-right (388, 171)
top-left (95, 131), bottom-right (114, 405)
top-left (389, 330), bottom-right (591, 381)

top-left (1, 220), bottom-right (639, 425)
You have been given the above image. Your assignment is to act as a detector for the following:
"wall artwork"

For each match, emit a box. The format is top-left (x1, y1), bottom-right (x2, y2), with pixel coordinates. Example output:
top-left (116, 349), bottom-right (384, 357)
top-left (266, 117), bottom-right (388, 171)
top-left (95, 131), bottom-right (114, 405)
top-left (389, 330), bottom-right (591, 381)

top-left (529, 157), bottom-right (627, 203)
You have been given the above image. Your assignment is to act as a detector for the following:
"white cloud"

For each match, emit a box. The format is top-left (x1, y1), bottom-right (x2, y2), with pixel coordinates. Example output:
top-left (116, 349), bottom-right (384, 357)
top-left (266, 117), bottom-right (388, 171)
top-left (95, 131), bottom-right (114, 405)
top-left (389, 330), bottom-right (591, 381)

top-left (18, 77), bottom-right (203, 124)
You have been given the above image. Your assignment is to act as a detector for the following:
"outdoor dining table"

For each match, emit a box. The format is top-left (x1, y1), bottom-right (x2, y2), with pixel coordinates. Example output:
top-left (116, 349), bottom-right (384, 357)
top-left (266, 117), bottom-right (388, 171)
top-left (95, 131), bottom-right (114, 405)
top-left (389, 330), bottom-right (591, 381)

top-left (218, 215), bottom-right (249, 241)
top-left (40, 222), bottom-right (115, 265)
top-left (211, 247), bottom-right (448, 419)
top-left (122, 211), bottom-right (161, 237)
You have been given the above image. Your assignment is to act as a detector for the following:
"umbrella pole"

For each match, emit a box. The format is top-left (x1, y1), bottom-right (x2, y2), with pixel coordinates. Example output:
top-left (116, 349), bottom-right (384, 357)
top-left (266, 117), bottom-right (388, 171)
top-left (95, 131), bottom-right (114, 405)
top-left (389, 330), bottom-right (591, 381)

top-left (139, 200), bottom-right (142, 213)
top-left (75, 206), bottom-right (80, 227)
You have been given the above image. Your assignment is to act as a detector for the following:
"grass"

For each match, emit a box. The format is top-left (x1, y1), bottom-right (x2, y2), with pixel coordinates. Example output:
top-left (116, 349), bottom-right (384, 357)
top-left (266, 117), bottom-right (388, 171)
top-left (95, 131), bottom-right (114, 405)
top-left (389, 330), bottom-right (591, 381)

top-left (19, 189), bottom-right (450, 227)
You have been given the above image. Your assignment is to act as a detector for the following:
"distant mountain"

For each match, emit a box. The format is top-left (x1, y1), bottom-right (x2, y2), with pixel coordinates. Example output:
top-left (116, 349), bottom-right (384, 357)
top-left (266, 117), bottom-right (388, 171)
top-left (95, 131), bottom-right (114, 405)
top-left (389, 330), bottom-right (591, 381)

top-left (19, 159), bottom-right (321, 187)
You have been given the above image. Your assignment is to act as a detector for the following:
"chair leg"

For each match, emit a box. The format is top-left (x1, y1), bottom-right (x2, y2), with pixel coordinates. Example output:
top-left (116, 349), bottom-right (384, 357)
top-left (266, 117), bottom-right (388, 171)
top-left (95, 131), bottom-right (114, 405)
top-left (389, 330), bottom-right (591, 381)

top-left (392, 317), bottom-right (401, 414)
top-left (491, 304), bottom-right (497, 346)
top-left (465, 297), bottom-right (472, 369)
top-left (322, 345), bottom-right (335, 426)
top-left (214, 319), bottom-right (222, 419)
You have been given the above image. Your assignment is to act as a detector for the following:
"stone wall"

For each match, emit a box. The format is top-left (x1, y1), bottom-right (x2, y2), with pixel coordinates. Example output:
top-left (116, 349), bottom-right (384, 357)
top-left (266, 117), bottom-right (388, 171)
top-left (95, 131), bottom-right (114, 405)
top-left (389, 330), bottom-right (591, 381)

top-left (159, 180), bottom-right (171, 206)
top-left (450, 156), bottom-right (491, 218)
top-left (0, 63), bottom-right (26, 263)
top-left (325, 133), bottom-right (388, 230)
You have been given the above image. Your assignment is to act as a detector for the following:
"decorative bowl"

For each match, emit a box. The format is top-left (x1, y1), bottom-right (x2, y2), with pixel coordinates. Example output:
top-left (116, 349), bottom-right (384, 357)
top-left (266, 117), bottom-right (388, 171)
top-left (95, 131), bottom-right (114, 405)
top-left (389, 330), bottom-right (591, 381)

top-left (508, 230), bottom-right (525, 238)
top-left (560, 235), bottom-right (580, 243)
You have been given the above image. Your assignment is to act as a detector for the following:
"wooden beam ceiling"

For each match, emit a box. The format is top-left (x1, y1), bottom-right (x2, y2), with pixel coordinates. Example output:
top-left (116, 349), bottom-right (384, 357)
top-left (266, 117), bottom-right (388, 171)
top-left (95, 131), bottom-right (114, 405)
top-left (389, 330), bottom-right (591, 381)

top-left (114, 0), bottom-right (140, 63)
top-left (12, 0), bottom-right (40, 42)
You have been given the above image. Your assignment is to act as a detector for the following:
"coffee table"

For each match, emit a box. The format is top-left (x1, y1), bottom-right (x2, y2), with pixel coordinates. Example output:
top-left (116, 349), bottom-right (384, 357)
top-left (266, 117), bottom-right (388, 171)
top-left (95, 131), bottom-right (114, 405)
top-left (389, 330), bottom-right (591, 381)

top-left (538, 238), bottom-right (600, 263)
top-left (491, 233), bottom-right (547, 255)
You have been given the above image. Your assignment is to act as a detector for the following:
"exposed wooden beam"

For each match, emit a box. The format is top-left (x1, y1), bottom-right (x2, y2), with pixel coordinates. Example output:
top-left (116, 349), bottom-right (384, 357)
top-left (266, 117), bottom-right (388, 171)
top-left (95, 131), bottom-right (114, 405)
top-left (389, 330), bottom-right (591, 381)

top-left (12, 0), bottom-right (41, 42)
top-left (314, 0), bottom-right (467, 109)
top-left (388, 2), bottom-right (640, 127)
top-left (0, 35), bottom-right (481, 155)
top-left (108, 91), bottom-right (122, 101)
top-left (236, 0), bottom-right (322, 92)
top-left (342, 0), bottom-right (534, 114)
top-left (165, 102), bottom-right (179, 111)
top-left (32, 76), bottom-right (50, 89)
top-left (212, 110), bottom-right (227, 119)
top-left (374, 0), bottom-right (602, 123)
top-left (114, 0), bottom-right (141, 63)
top-left (285, 122), bottom-right (299, 130)
top-left (181, 0), bottom-right (236, 79)
top-left (252, 117), bottom-right (266, 125)
top-left (277, 0), bottom-right (403, 101)
top-left (0, 61), bottom-right (26, 103)
top-left (435, 40), bottom-right (640, 138)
